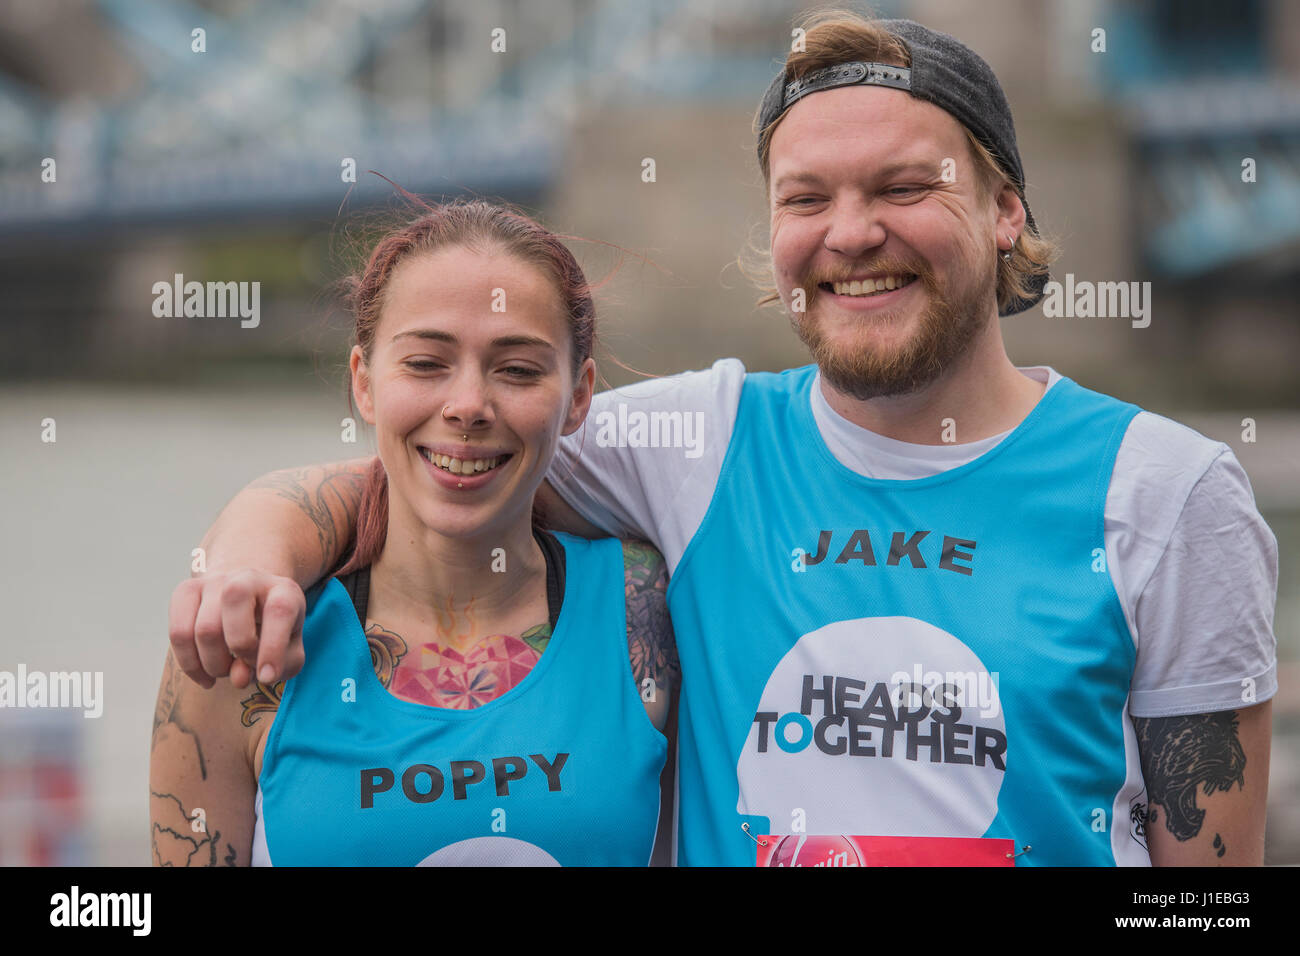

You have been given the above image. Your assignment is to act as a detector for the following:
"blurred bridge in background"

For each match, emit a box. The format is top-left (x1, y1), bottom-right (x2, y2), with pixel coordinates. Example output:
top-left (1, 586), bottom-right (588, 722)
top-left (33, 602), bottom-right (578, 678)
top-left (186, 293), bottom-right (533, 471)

top-left (0, 0), bottom-right (796, 241)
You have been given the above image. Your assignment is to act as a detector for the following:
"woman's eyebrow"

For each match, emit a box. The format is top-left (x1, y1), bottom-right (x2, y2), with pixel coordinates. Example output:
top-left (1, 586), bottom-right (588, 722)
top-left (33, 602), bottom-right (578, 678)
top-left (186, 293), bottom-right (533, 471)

top-left (390, 328), bottom-right (554, 351)
top-left (491, 334), bottom-right (554, 351)
top-left (391, 328), bottom-right (455, 344)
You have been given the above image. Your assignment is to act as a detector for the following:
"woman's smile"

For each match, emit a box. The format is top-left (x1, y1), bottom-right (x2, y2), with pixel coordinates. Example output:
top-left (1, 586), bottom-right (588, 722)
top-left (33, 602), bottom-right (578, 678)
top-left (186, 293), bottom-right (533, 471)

top-left (417, 443), bottom-right (515, 490)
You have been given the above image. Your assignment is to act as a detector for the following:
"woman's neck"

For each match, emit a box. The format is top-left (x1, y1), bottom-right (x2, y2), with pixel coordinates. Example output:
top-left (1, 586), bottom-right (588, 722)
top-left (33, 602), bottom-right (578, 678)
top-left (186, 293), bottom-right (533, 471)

top-left (368, 513), bottom-right (546, 643)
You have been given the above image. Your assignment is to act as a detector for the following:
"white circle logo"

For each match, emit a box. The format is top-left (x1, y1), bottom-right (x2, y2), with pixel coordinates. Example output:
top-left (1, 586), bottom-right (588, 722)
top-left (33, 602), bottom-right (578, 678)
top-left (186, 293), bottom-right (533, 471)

top-left (417, 836), bottom-right (560, 867)
top-left (737, 616), bottom-right (1006, 836)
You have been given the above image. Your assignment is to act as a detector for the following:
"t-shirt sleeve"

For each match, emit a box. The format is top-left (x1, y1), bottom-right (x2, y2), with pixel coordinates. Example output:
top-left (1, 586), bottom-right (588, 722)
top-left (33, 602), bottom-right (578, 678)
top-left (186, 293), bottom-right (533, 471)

top-left (1128, 447), bottom-right (1279, 717)
top-left (545, 358), bottom-right (746, 564)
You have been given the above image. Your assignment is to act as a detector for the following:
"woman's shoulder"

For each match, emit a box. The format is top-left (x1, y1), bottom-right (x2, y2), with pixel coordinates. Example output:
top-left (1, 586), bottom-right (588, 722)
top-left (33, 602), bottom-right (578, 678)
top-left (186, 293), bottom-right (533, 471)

top-left (618, 539), bottom-right (667, 589)
top-left (541, 532), bottom-right (666, 613)
top-left (617, 539), bottom-right (678, 729)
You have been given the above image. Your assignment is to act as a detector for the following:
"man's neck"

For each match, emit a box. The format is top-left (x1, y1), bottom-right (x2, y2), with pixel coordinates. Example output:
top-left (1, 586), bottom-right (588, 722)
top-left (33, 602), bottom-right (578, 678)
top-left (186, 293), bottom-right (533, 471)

top-left (819, 329), bottom-right (1046, 446)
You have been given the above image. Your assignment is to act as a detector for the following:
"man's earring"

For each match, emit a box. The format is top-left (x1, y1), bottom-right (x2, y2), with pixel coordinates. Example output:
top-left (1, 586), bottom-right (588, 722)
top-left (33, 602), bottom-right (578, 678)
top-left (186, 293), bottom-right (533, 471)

top-left (1002, 234), bottom-right (1014, 262)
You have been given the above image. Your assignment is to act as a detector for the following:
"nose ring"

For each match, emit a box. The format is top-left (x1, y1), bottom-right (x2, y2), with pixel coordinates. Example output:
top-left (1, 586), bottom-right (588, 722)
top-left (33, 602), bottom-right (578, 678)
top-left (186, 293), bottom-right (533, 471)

top-left (441, 405), bottom-right (470, 441)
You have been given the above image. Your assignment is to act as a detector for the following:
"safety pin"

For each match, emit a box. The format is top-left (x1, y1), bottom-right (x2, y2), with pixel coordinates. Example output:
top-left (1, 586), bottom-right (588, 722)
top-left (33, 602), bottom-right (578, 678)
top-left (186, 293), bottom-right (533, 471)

top-left (741, 822), bottom-right (768, 847)
top-left (1006, 844), bottom-right (1031, 859)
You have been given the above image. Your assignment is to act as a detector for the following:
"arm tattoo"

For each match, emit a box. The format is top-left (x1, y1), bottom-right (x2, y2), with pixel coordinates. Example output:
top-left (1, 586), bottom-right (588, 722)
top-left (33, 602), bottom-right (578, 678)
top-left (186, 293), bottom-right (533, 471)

top-left (1134, 711), bottom-right (1246, 842)
top-left (240, 679), bottom-right (285, 727)
top-left (151, 791), bottom-right (238, 866)
top-left (623, 540), bottom-right (679, 702)
top-left (152, 652), bottom-right (207, 779)
top-left (247, 464), bottom-right (366, 576)
top-left (152, 652), bottom-right (180, 740)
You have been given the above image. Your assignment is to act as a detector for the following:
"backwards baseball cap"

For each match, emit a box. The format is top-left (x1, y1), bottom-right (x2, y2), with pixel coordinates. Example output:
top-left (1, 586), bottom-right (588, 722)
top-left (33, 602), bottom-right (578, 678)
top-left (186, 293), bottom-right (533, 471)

top-left (756, 18), bottom-right (1048, 315)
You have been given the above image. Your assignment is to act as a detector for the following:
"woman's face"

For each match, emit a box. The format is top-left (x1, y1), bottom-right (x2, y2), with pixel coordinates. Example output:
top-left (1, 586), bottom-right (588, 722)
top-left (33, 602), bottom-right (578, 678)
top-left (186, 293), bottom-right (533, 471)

top-left (351, 244), bottom-right (594, 541)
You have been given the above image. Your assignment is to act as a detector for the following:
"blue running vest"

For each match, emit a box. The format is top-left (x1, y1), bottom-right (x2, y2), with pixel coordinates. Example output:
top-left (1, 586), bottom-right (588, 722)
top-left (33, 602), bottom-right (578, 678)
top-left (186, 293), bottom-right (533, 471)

top-left (668, 366), bottom-right (1143, 866)
top-left (255, 532), bottom-right (666, 866)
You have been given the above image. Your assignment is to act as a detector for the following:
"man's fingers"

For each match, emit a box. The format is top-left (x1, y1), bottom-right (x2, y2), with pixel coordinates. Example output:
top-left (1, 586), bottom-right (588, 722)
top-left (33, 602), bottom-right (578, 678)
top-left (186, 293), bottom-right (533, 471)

top-left (168, 578), bottom-right (214, 689)
top-left (221, 572), bottom-right (262, 666)
top-left (229, 657), bottom-right (253, 689)
top-left (281, 641), bottom-right (306, 685)
top-left (193, 583), bottom-right (235, 680)
top-left (256, 582), bottom-right (305, 684)
top-left (167, 571), bottom-right (305, 690)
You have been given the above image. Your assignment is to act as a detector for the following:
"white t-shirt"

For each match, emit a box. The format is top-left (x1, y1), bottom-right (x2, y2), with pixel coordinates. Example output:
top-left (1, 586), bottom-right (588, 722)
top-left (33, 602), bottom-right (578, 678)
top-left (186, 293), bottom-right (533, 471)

top-left (548, 359), bottom-right (1278, 719)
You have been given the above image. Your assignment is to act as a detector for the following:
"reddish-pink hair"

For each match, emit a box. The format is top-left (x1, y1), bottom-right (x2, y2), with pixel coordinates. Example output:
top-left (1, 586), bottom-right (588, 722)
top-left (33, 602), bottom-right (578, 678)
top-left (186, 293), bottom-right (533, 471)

top-left (334, 198), bottom-right (597, 576)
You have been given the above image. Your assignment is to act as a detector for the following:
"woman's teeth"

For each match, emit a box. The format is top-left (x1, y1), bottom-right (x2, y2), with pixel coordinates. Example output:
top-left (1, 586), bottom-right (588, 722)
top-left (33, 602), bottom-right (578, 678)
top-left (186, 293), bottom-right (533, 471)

top-left (830, 274), bottom-right (916, 296)
top-left (420, 449), bottom-right (506, 474)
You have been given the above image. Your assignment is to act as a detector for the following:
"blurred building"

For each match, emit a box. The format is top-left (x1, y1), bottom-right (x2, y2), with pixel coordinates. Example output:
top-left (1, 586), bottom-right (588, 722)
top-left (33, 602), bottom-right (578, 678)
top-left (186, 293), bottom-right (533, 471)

top-left (2, 0), bottom-right (1295, 400)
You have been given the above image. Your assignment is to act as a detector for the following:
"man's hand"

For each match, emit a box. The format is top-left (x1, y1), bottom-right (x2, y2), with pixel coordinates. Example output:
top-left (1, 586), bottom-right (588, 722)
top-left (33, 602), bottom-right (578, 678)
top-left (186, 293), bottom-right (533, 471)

top-left (168, 572), bottom-right (306, 689)
top-left (171, 459), bottom-right (369, 689)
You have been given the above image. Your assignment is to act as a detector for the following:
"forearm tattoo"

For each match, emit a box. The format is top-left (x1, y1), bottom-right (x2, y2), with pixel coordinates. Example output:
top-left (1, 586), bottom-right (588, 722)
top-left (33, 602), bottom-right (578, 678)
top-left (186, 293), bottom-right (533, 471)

top-left (152, 652), bottom-right (207, 779)
top-left (247, 464), bottom-right (366, 576)
top-left (1134, 711), bottom-right (1246, 849)
top-left (150, 790), bottom-right (238, 866)
top-left (623, 540), bottom-right (679, 701)
top-left (151, 654), bottom-right (236, 865)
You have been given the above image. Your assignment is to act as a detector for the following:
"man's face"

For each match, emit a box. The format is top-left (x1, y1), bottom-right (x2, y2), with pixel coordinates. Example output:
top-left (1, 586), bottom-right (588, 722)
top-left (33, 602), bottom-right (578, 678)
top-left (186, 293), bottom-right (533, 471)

top-left (768, 85), bottom-right (1003, 400)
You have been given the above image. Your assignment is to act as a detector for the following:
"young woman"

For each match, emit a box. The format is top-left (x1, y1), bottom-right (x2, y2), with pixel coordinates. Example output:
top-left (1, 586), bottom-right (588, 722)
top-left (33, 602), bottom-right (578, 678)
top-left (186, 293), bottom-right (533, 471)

top-left (150, 200), bottom-right (678, 866)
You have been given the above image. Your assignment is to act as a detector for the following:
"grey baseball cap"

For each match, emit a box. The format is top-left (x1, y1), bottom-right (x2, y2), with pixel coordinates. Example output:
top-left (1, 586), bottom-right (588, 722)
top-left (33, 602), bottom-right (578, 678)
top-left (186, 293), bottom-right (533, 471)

top-left (756, 19), bottom-right (1047, 315)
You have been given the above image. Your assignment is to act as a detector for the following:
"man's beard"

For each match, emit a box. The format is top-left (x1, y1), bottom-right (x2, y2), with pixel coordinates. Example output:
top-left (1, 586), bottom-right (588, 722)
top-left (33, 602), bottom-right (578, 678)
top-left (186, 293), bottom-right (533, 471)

top-left (791, 259), bottom-right (994, 401)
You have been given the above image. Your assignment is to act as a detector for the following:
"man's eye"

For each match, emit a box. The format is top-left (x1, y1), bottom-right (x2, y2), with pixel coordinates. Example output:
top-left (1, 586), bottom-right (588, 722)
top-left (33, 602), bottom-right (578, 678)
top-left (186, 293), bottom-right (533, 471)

top-left (405, 360), bottom-right (444, 371)
top-left (887, 185), bottom-right (924, 197)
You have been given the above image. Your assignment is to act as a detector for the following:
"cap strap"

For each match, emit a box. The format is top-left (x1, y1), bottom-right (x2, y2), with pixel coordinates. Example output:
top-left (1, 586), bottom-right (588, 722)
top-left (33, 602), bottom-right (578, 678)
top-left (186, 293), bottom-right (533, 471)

top-left (782, 61), bottom-right (912, 110)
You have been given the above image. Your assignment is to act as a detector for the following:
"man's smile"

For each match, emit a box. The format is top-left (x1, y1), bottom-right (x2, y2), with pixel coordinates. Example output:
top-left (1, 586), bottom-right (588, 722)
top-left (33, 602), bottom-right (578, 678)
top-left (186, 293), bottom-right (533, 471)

top-left (821, 273), bottom-right (918, 297)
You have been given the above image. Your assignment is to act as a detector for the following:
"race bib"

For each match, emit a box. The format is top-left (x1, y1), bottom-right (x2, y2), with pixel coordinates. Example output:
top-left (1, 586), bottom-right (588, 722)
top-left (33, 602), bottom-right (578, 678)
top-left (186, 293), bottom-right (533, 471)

top-left (755, 834), bottom-right (1016, 866)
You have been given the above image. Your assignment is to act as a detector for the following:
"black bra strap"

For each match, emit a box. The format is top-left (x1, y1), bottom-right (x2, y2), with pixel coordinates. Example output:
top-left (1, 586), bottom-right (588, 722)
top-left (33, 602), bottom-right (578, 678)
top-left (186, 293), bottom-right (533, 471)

top-left (337, 528), bottom-right (566, 631)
